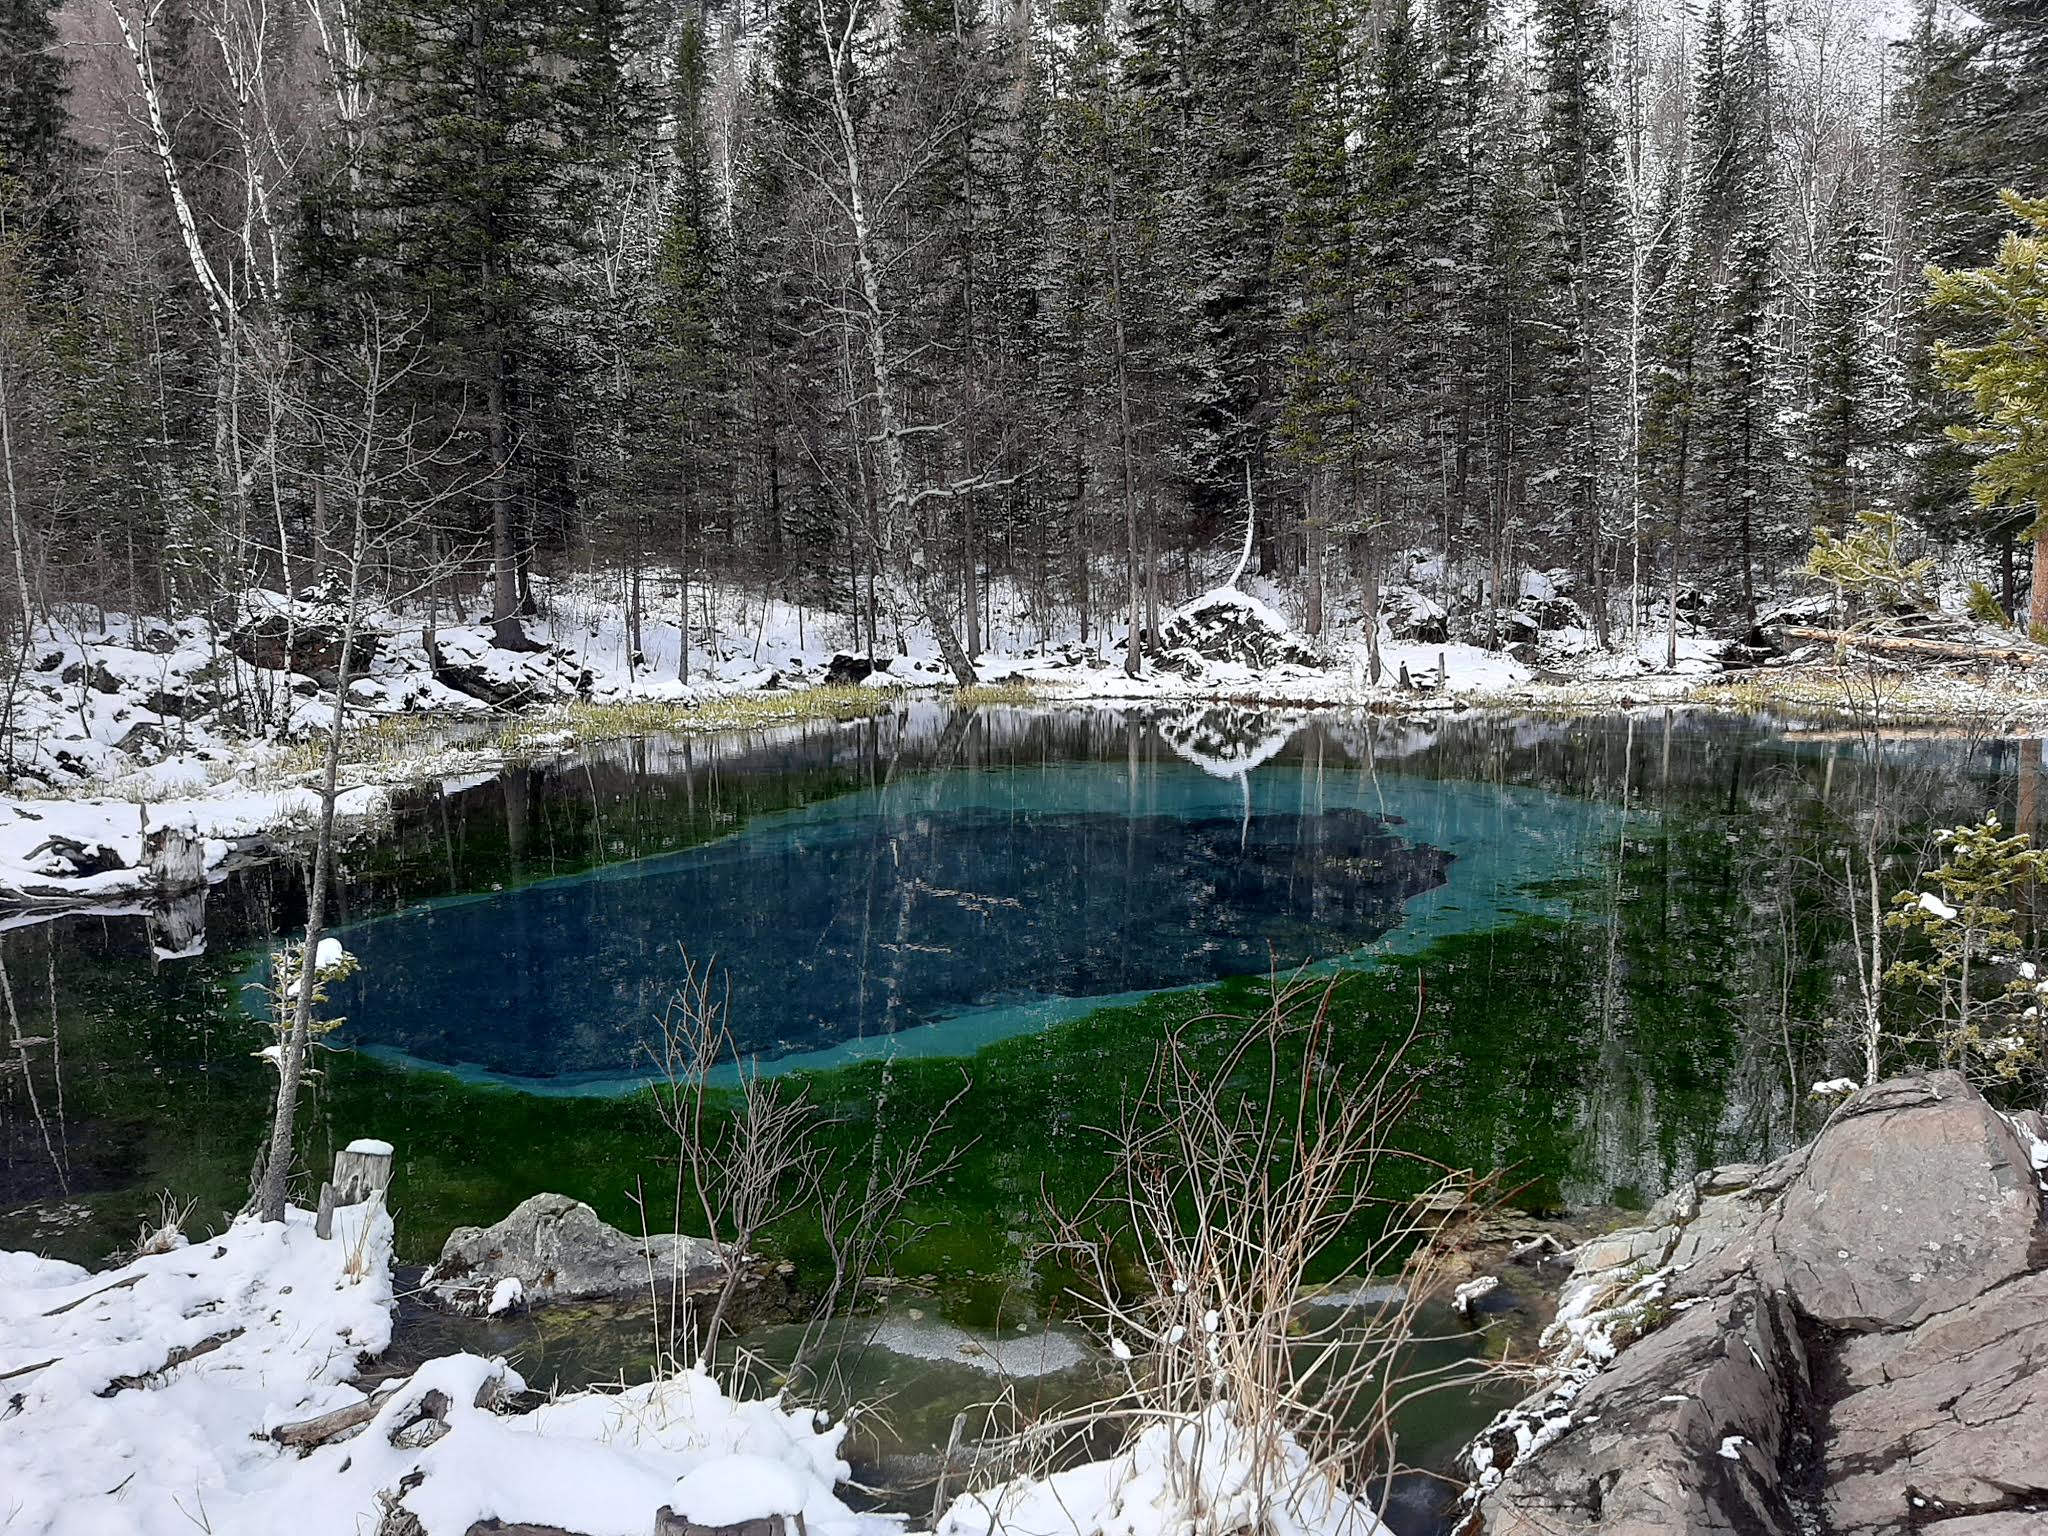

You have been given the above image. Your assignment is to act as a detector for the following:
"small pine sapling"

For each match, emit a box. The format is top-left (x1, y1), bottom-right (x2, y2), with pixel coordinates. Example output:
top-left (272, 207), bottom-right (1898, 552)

top-left (1803, 512), bottom-right (1936, 628)
top-left (250, 937), bottom-right (359, 1075)
top-left (1884, 815), bottom-right (2046, 1085)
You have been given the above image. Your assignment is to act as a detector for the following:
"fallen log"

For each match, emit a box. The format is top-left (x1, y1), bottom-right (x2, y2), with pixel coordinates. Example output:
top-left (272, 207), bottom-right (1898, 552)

top-left (271, 1381), bottom-right (402, 1450)
top-left (1773, 624), bottom-right (2048, 667)
top-left (96, 1327), bottom-right (244, 1395)
top-left (41, 1274), bottom-right (143, 1317)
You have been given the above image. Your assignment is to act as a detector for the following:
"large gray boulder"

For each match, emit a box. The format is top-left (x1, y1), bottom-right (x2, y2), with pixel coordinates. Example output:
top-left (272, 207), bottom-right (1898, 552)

top-left (1760, 1074), bottom-right (2041, 1329)
top-left (1826, 1269), bottom-right (2048, 1531)
top-left (1461, 1072), bottom-right (2048, 1536)
top-left (426, 1193), bottom-right (726, 1312)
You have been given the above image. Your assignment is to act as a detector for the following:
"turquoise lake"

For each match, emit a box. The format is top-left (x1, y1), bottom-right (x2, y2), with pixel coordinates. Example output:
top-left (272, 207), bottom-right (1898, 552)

top-left (329, 755), bottom-right (1626, 1089)
top-left (4, 700), bottom-right (2035, 1283)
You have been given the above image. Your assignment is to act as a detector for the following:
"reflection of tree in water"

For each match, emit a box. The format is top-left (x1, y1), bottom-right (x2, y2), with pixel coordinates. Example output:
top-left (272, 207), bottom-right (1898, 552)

top-left (0, 941), bottom-right (69, 1202)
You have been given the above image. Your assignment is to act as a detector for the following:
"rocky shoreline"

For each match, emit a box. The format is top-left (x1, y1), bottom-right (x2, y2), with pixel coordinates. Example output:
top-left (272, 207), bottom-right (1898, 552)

top-left (1459, 1072), bottom-right (2048, 1533)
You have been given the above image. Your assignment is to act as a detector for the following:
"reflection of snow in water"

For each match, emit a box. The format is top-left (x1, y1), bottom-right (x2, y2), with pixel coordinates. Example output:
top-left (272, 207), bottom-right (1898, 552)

top-left (1156, 707), bottom-right (1304, 780)
top-left (863, 1311), bottom-right (1093, 1378)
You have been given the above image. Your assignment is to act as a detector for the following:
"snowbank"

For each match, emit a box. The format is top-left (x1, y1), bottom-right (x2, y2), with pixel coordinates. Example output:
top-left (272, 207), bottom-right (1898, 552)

top-left (4, 558), bottom-right (1948, 915)
top-left (939, 1405), bottom-right (1390, 1536)
top-left (0, 778), bottom-right (389, 903)
top-left (0, 1204), bottom-right (892, 1536)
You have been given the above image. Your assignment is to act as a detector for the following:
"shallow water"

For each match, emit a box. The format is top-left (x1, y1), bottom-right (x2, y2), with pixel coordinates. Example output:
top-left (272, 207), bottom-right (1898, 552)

top-left (381, 1286), bottom-right (1514, 1529)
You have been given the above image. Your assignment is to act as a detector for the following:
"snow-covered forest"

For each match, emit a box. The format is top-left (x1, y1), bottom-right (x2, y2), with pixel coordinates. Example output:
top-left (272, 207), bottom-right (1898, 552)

top-left (0, 0), bottom-right (2041, 689)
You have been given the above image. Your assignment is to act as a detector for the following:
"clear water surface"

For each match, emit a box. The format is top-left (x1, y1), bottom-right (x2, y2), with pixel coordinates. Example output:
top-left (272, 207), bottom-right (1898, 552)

top-left (329, 752), bottom-right (1624, 1090)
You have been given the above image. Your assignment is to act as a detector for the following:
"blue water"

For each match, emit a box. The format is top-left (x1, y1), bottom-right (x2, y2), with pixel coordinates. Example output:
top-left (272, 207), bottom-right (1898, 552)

top-left (328, 757), bottom-right (1627, 1092)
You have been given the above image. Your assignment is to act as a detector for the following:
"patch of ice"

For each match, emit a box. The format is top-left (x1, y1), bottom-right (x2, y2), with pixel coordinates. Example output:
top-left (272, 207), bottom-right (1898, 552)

top-left (1300, 1284), bottom-right (1408, 1311)
top-left (863, 1311), bottom-right (1092, 1379)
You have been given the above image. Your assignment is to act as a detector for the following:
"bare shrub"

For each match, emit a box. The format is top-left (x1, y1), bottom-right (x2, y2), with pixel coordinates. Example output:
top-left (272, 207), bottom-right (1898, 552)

top-left (641, 949), bottom-right (969, 1386)
top-left (959, 973), bottom-right (1478, 1536)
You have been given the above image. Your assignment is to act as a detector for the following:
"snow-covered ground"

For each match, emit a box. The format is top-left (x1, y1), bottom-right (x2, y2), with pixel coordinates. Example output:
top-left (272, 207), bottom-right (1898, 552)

top-left (0, 1201), bottom-right (894, 1536)
top-left (938, 1404), bottom-right (1392, 1536)
top-left (0, 779), bottom-right (393, 906)
top-left (2, 1198), bottom-right (1402, 1536)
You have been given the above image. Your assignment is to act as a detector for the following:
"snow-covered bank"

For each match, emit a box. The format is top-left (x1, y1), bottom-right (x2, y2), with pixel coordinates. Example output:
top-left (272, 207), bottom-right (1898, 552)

top-left (0, 779), bottom-right (392, 906)
top-left (0, 1202), bottom-right (893, 1536)
top-left (10, 569), bottom-right (2048, 915)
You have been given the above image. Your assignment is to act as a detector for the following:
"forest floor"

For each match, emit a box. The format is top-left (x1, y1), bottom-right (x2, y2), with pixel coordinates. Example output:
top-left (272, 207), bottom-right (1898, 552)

top-left (5, 573), bottom-right (2045, 910)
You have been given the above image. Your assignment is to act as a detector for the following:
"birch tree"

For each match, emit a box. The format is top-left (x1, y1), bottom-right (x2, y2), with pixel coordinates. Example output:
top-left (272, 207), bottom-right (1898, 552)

top-left (254, 309), bottom-right (469, 1222)
top-left (811, 0), bottom-right (980, 684)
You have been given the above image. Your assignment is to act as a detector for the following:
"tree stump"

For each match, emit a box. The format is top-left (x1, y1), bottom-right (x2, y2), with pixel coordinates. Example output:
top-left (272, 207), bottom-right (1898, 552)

top-left (334, 1138), bottom-right (395, 1205)
top-left (319, 1138), bottom-right (396, 1236)
top-left (142, 816), bottom-right (207, 896)
top-left (141, 813), bottom-right (209, 965)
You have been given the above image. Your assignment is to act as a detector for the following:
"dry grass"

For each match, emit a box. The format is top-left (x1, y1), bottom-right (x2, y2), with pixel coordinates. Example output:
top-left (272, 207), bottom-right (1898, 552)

top-left (1693, 663), bottom-right (2041, 730)
top-left (951, 680), bottom-right (1052, 708)
top-left (499, 680), bottom-right (1049, 755)
top-left (264, 713), bottom-right (464, 778)
top-left (1701, 669), bottom-right (1916, 718)
top-left (2, 678), bottom-right (1051, 806)
top-left (995, 973), bottom-right (1479, 1529)
top-left (498, 686), bottom-right (899, 755)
